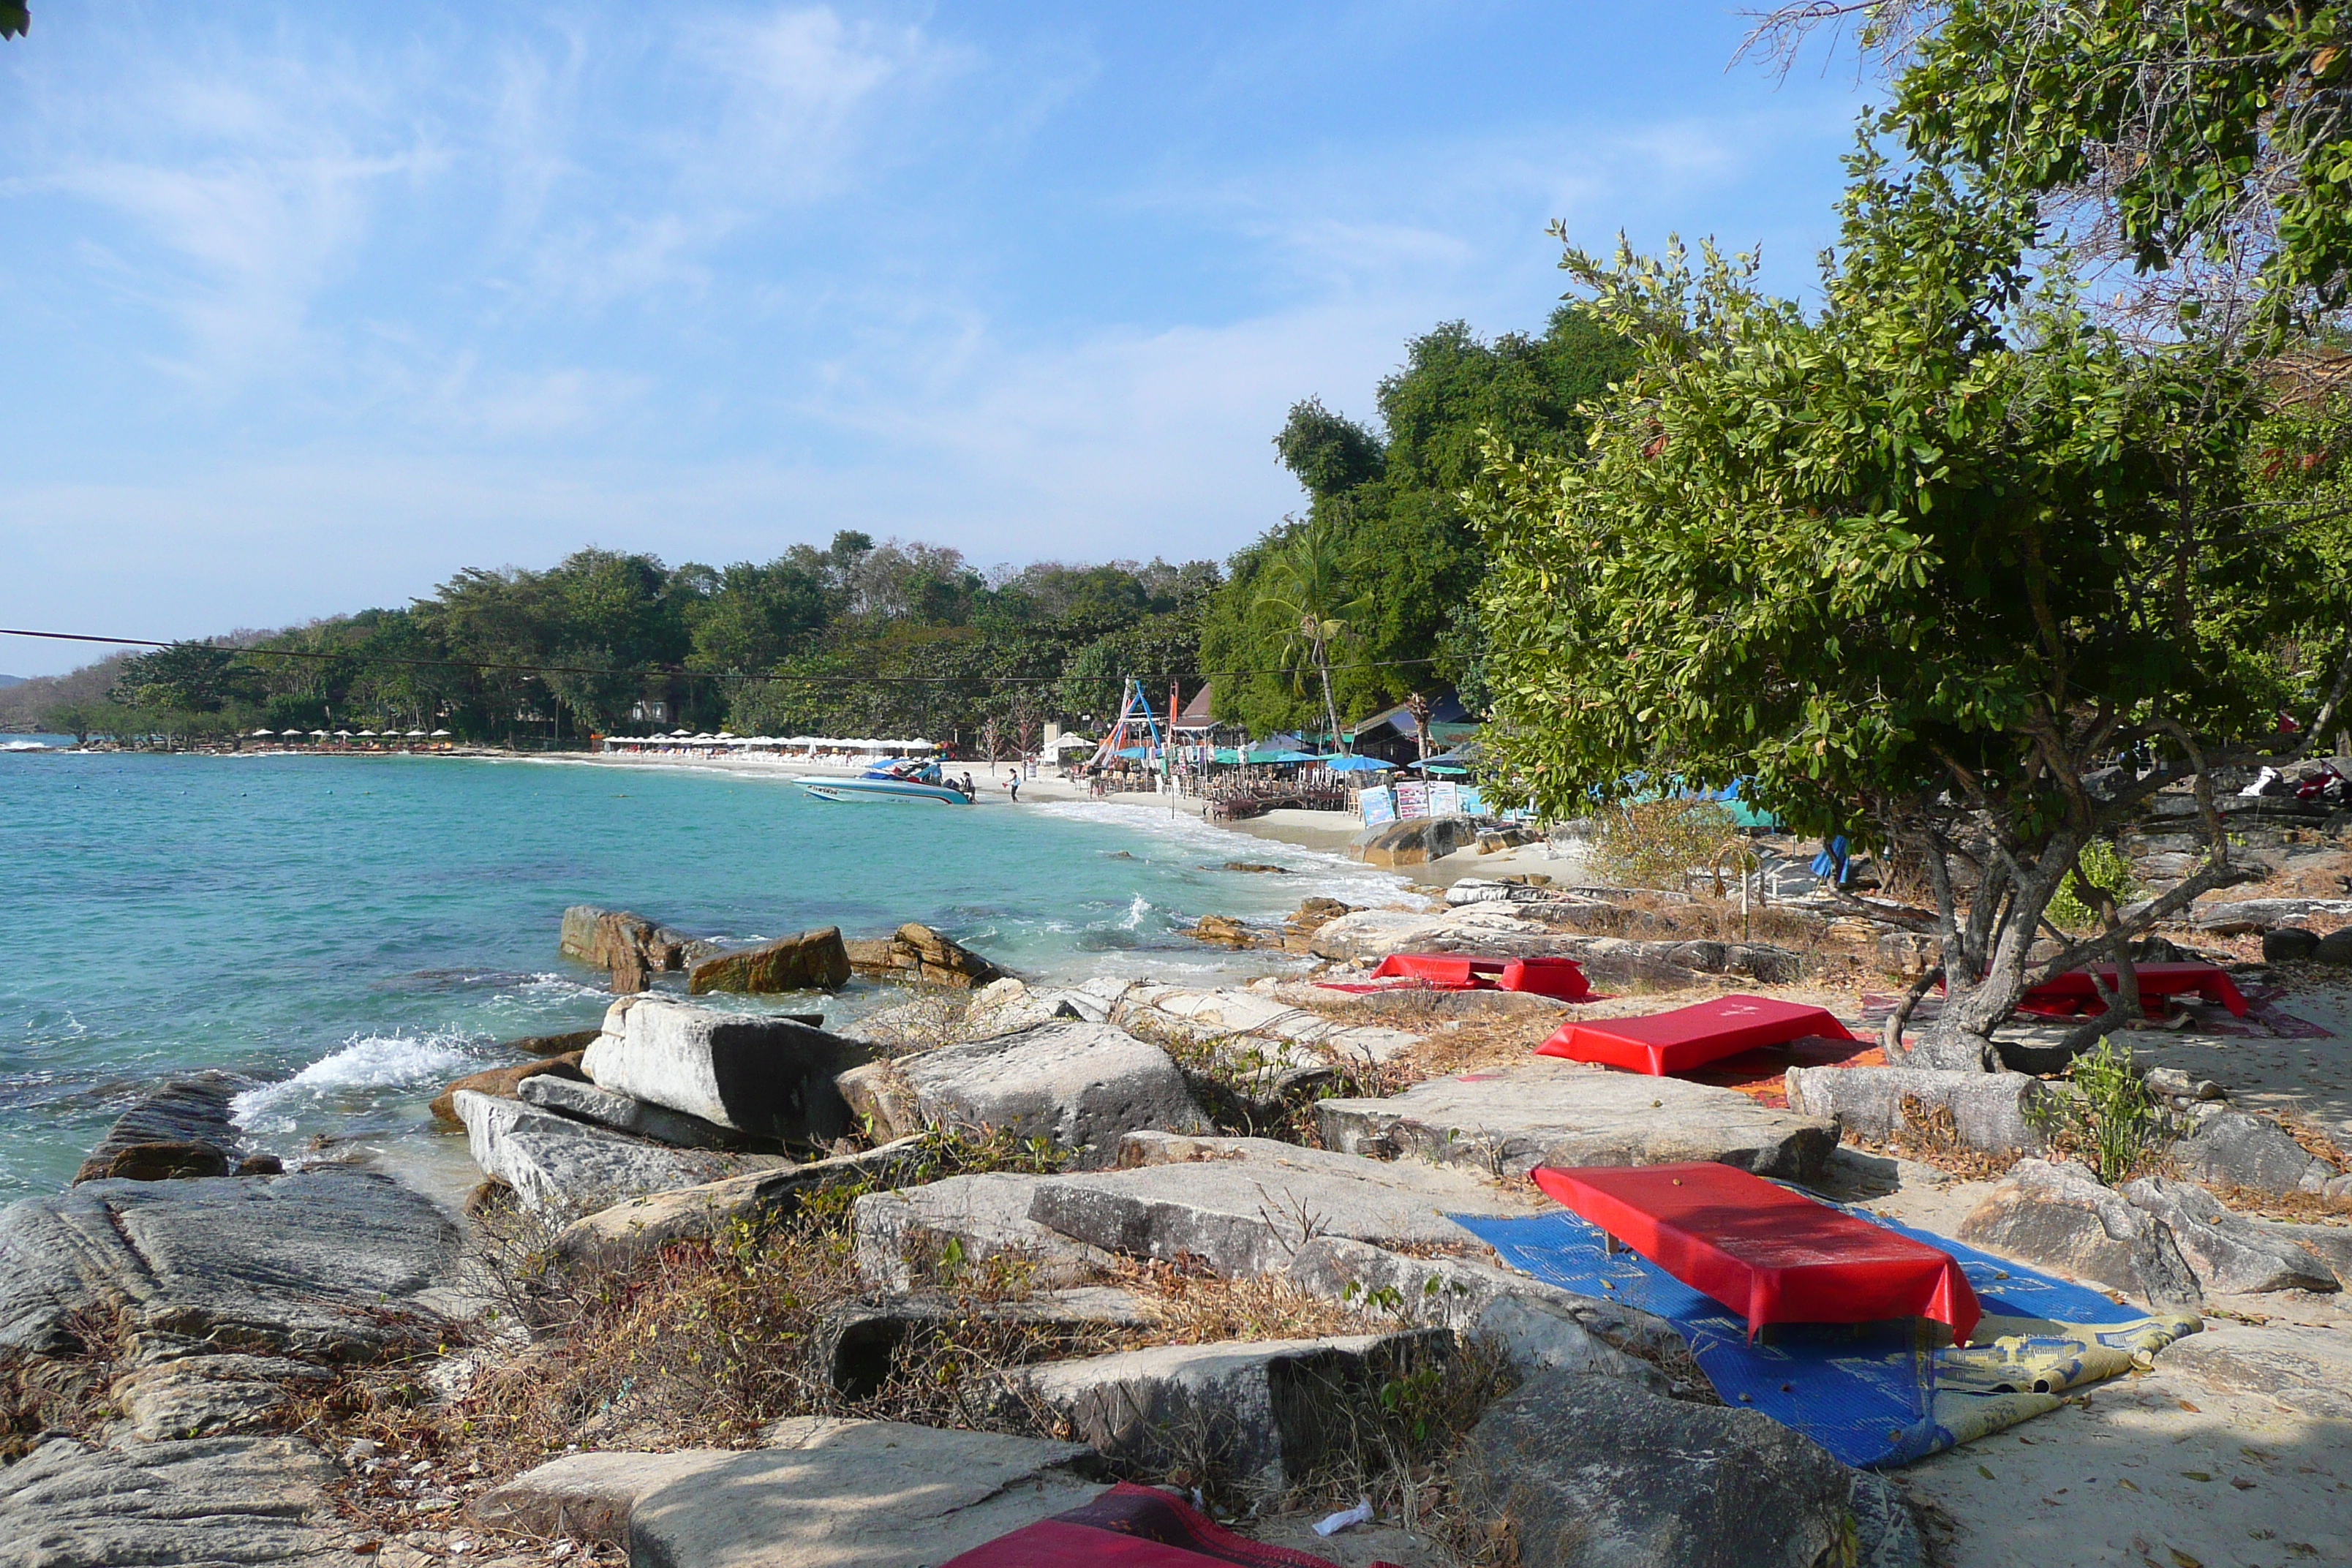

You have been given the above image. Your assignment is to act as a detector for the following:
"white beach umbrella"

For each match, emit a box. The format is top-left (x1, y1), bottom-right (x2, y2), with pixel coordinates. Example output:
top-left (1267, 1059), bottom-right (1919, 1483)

top-left (431, 729), bottom-right (451, 736)
top-left (407, 728), bottom-right (426, 736)
top-left (356, 730), bottom-right (377, 737)
top-left (309, 729), bottom-right (328, 737)
top-left (252, 728), bottom-right (274, 736)
top-left (334, 729), bottom-right (353, 737)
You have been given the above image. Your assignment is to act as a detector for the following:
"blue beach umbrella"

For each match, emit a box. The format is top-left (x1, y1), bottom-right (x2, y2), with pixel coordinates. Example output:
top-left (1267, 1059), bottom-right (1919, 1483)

top-left (1319, 755), bottom-right (1393, 772)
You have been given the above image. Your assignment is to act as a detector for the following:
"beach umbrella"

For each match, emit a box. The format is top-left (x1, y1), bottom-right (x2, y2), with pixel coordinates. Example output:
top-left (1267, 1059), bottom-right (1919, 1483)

top-left (309, 729), bottom-right (328, 737)
top-left (431, 729), bottom-right (451, 737)
top-left (333, 729), bottom-right (352, 737)
top-left (356, 730), bottom-right (377, 737)
top-left (252, 728), bottom-right (274, 736)
top-left (406, 729), bottom-right (425, 737)
top-left (1321, 755), bottom-right (1393, 772)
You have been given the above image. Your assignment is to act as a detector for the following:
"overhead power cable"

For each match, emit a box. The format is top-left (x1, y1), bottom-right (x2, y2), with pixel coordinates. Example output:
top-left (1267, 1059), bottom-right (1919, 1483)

top-left (0, 626), bottom-right (1444, 687)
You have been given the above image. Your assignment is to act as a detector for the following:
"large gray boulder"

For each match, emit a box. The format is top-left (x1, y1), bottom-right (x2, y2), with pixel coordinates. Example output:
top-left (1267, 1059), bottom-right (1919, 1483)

top-left (1462, 1371), bottom-right (1875, 1568)
top-left (1024, 1133), bottom-right (1547, 1278)
top-left (1956, 1159), bottom-right (2202, 1311)
top-left (630, 1418), bottom-right (1101, 1568)
top-left (2119, 1175), bottom-right (2339, 1294)
top-left (558, 1136), bottom-right (935, 1264)
top-left (519, 1071), bottom-right (745, 1150)
top-left (0, 1169), bottom-right (459, 1359)
top-left (2250, 1219), bottom-right (2352, 1288)
top-left (454, 1090), bottom-right (733, 1214)
top-left (854, 1172), bottom-right (1117, 1292)
top-left (1018, 1330), bottom-right (1452, 1494)
top-left (0, 1434), bottom-right (364, 1567)
top-left (1286, 1235), bottom-right (1683, 1394)
top-left (1783, 1065), bottom-right (2048, 1155)
top-left (581, 996), bottom-right (875, 1145)
top-left (2170, 1109), bottom-right (2334, 1196)
top-left (841, 1021), bottom-right (1207, 1164)
top-left (1317, 1062), bottom-right (1837, 1182)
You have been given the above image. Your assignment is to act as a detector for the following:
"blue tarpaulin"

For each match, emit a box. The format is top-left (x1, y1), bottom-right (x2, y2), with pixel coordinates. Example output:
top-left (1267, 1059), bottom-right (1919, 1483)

top-left (1447, 1205), bottom-right (2197, 1469)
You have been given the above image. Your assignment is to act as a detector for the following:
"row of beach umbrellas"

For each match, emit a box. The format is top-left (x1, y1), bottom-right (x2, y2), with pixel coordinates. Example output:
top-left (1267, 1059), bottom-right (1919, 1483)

top-left (249, 728), bottom-right (451, 738)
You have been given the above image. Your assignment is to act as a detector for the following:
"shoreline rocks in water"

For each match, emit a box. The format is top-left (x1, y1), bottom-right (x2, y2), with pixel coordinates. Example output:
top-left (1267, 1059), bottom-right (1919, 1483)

top-left (845, 921), bottom-right (1007, 988)
top-left (72, 1073), bottom-right (259, 1185)
top-left (688, 924), bottom-right (853, 995)
top-left (427, 1051), bottom-right (587, 1126)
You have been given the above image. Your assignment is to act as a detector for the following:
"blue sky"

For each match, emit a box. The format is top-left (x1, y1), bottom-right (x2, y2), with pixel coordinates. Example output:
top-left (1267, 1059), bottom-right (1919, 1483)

top-left (0, 2), bottom-right (1871, 676)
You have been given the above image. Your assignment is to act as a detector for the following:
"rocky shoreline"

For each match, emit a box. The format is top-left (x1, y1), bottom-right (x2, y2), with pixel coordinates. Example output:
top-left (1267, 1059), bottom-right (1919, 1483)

top-left (4, 882), bottom-right (2351, 1567)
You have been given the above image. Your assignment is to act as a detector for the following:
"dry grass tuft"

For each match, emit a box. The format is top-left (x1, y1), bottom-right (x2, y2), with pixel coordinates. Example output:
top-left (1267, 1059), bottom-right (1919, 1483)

top-left (0, 1306), bottom-right (127, 1462)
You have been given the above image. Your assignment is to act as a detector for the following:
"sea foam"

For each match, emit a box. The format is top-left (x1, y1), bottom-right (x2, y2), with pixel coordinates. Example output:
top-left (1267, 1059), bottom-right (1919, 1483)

top-left (233, 1029), bottom-right (483, 1134)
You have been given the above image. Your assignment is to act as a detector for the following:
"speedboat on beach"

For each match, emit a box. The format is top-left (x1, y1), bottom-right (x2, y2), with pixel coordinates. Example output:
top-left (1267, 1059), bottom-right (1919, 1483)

top-left (794, 758), bottom-right (973, 804)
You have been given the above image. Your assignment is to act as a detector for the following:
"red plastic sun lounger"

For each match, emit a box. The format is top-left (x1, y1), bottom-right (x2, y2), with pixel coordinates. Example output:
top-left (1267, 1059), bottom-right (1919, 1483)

top-left (1368, 952), bottom-right (1593, 999)
top-left (1531, 1162), bottom-right (1980, 1343)
top-left (1535, 993), bottom-right (1854, 1076)
top-left (2016, 961), bottom-right (2250, 1018)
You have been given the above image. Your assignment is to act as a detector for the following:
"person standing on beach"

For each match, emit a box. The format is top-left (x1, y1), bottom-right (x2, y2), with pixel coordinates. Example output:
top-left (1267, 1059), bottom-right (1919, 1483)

top-left (1006, 777), bottom-right (1020, 802)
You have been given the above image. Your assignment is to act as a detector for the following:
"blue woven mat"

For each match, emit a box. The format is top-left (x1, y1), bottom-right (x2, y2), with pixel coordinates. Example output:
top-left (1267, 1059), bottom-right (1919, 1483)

top-left (1447, 1205), bottom-right (2184, 1469)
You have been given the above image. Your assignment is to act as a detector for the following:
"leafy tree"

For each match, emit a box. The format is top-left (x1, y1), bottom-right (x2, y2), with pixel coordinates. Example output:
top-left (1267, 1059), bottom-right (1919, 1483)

top-left (110, 644), bottom-right (254, 713)
top-left (2, 6), bottom-right (25, 42)
top-left (1273, 399), bottom-right (1386, 498)
top-left (1473, 157), bottom-right (2326, 1070)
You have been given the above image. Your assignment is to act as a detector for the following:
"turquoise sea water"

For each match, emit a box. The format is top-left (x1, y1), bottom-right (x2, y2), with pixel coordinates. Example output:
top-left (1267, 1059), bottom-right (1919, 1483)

top-left (0, 746), bottom-right (1398, 1199)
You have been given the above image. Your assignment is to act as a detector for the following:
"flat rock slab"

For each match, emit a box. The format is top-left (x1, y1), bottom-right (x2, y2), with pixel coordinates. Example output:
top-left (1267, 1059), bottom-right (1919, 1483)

top-left (2120, 1175), bottom-right (2338, 1294)
top-left (472, 1450), bottom-right (738, 1545)
top-left (817, 1286), bottom-right (1153, 1399)
top-left (2157, 1324), bottom-right (2352, 1420)
top-left (109, 1352), bottom-right (334, 1442)
top-left (1020, 1330), bottom-right (1451, 1492)
top-left (455, 1090), bottom-right (735, 1214)
top-left (1306, 909), bottom-right (1806, 986)
top-left (1316, 1062), bottom-right (1838, 1183)
top-left (627, 1419), bottom-right (1101, 1568)
top-left (1463, 1371), bottom-right (1874, 1568)
top-left (0, 1169), bottom-right (460, 1359)
top-left (1026, 1132), bottom-right (1548, 1278)
top-left (519, 1071), bottom-right (745, 1150)
top-left (558, 1136), bottom-right (933, 1263)
top-left (72, 1071), bottom-right (255, 1183)
top-left (0, 1434), bottom-right (362, 1567)
top-left (864, 1021), bottom-right (1207, 1164)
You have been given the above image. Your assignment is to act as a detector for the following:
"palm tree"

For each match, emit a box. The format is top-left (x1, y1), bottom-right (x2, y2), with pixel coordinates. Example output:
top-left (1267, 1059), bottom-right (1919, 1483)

top-left (1254, 519), bottom-right (1370, 753)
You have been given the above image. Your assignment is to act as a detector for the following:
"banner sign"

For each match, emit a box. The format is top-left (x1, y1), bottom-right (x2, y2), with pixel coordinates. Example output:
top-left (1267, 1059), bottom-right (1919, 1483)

top-left (1360, 785), bottom-right (1397, 826)
top-left (1394, 780), bottom-right (1430, 819)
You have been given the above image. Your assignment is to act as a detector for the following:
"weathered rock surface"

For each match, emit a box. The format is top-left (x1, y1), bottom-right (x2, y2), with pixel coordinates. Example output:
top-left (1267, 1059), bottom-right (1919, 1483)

top-left (519, 1071), bottom-right (744, 1150)
top-left (2158, 1324), bottom-right (2352, 1420)
top-left (816, 1286), bottom-right (1153, 1398)
top-left (855, 1172), bottom-right (1117, 1292)
top-left (1114, 981), bottom-right (1422, 1067)
top-left (427, 1052), bottom-right (586, 1125)
top-left (1784, 1065), bottom-right (2049, 1154)
top-left (559, 904), bottom-right (697, 971)
top-left (504, 1025), bottom-right (605, 1058)
top-left (2119, 1175), bottom-right (2339, 1294)
top-left (687, 925), bottom-right (853, 995)
top-left (0, 1169), bottom-right (459, 1358)
top-left (0, 1434), bottom-right (363, 1567)
top-left (1024, 1132), bottom-right (1546, 1278)
top-left (454, 1090), bottom-right (732, 1214)
top-left (1956, 1158), bottom-right (2202, 1311)
top-left (627, 1419), bottom-right (1101, 1568)
top-left (2251, 1218), bottom-right (2352, 1288)
top-left (2264, 926), bottom-right (2323, 962)
top-left (845, 921), bottom-right (1007, 987)
top-left (581, 995), bottom-right (874, 1144)
top-left (2319, 924), bottom-right (2352, 965)
top-left (843, 1022), bottom-right (1207, 1163)
top-left (109, 1352), bottom-right (333, 1441)
top-left (557, 1136), bottom-right (934, 1263)
top-left (1463, 1371), bottom-right (1872, 1568)
top-left (2187, 896), bottom-right (2352, 934)
top-left (1286, 1235), bottom-right (1681, 1394)
top-left (1318, 1061), bottom-right (1838, 1182)
top-left (1020, 1330), bottom-right (1452, 1492)
top-left (71, 1072), bottom-right (254, 1185)
top-left (471, 1450), bottom-right (735, 1545)
top-left (2170, 1109), bottom-right (2334, 1196)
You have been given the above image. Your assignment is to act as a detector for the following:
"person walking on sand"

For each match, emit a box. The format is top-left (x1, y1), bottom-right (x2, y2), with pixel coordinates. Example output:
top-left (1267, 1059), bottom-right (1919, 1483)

top-left (1006, 777), bottom-right (1020, 802)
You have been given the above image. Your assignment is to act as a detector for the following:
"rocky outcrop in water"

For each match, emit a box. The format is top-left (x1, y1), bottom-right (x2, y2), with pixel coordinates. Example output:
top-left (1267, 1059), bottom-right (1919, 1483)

top-left (72, 1073), bottom-right (257, 1185)
top-left (687, 925), bottom-right (851, 994)
top-left (844, 921), bottom-right (1006, 987)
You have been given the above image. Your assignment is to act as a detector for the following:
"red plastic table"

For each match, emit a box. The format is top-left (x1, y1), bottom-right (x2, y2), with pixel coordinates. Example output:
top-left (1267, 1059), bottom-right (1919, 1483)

top-left (1368, 952), bottom-right (1593, 999)
top-left (1531, 1162), bottom-right (1980, 1343)
top-left (2016, 962), bottom-right (2250, 1018)
top-left (1535, 994), bottom-right (1855, 1076)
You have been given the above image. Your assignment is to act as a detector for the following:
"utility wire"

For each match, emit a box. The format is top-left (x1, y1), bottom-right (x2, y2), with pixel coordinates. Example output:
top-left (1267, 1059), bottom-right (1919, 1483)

top-left (0, 626), bottom-right (1444, 687)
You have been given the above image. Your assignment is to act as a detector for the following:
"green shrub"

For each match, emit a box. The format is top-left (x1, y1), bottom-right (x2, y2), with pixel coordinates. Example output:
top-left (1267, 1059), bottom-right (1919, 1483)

top-left (2044, 838), bottom-right (2138, 934)
top-left (1591, 798), bottom-right (1739, 891)
top-left (2027, 1037), bottom-right (2173, 1186)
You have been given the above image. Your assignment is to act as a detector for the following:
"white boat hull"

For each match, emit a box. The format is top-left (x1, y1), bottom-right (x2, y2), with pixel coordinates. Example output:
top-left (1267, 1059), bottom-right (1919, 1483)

top-left (794, 776), bottom-right (970, 804)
